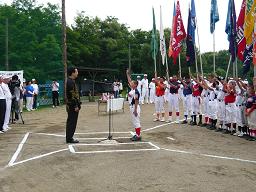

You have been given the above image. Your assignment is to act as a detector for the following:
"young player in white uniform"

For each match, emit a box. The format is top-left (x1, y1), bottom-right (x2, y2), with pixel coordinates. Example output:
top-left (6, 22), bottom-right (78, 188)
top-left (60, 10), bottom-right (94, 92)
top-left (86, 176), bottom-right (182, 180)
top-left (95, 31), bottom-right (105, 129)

top-left (215, 78), bottom-right (226, 132)
top-left (141, 74), bottom-right (149, 104)
top-left (149, 78), bottom-right (156, 104)
top-left (167, 75), bottom-right (180, 123)
top-left (126, 70), bottom-right (141, 141)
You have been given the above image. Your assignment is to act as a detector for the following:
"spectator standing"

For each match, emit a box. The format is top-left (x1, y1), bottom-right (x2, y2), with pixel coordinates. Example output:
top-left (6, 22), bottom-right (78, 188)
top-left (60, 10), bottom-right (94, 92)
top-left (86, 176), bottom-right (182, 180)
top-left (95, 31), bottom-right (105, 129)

top-left (119, 80), bottom-right (123, 97)
top-left (31, 79), bottom-right (39, 110)
top-left (113, 79), bottom-right (119, 98)
top-left (0, 76), bottom-right (6, 134)
top-left (52, 80), bottom-right (60, 108)
top-left (25, 81), bottom-right (34, 111)
top-left (1, 76), bottom-right (12, 131)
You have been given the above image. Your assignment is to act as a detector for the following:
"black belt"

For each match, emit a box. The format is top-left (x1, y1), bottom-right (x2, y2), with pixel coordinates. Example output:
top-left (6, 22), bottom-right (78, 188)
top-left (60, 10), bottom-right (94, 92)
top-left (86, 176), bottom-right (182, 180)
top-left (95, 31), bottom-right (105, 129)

top-left (218, 99), bottom-right (224, 102)
top-left (236, 104), bottom-right (244, 107)
top-left (156, 95), bottom-right (163, 97)
top-left (209, 99), bottom-right (215, 101)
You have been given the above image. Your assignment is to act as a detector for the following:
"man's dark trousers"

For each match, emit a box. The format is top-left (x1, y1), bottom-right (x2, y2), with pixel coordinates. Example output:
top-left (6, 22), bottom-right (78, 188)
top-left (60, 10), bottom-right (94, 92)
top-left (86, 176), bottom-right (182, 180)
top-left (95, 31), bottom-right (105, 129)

top-left (66, 108), bottom-right (79, 142)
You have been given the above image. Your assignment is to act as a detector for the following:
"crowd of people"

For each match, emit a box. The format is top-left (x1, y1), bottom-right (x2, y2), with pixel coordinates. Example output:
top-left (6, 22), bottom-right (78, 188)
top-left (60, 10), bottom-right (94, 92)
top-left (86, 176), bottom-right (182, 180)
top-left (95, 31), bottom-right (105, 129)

top-left (127, 71), bottom-right (256, 141)
top-left (0, 75), bottom-right (60, 134)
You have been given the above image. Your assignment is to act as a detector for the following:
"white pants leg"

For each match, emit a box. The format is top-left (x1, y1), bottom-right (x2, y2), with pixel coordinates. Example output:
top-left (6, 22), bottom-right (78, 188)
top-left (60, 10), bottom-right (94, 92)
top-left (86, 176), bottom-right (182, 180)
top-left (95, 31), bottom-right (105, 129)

top-left (208, 100), bottom-right (217, 120)
top-left (130, 105), bottom-right (141, 128)
top-left (183, 94), bottom-right (192, 116)
top-left (225, 103), bottom-right (236, 124)
top-left (3, 99), bottom-right (12, 129)
top-left (26, 97), bottom-right (33, 110)
top-left (192, 96), bottom-right (200, 115)
top-left (217, 100), bottom-right (225, 122)
top-left (149, 90), bottom-right (155, 103)
top-left (155, 96), bottom-right (164, 114)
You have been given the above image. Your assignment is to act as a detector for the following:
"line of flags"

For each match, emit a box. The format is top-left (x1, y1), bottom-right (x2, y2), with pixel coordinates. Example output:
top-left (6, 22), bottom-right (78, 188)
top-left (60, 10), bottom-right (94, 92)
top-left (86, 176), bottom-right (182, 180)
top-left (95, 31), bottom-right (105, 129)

top-left (151, 0), bottom-right (256, 77)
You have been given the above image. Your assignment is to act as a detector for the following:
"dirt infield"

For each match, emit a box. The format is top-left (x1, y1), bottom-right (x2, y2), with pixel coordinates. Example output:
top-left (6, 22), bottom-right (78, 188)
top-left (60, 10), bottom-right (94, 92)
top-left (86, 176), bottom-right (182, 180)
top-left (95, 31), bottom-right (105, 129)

top-left (0, 101), bottom-right (255, 192)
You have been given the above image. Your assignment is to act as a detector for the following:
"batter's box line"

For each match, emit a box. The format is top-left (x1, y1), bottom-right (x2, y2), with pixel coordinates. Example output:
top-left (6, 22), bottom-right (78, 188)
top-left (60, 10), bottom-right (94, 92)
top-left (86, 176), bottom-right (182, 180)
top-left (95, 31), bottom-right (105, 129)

top-left (68, 142), bottom-right (160, 154)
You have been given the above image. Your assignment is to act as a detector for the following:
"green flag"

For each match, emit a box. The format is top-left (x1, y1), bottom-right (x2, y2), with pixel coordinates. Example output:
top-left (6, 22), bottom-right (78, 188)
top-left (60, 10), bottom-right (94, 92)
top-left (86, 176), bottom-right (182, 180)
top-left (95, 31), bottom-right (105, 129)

top-left (151, 7), bottom-right (158, 60)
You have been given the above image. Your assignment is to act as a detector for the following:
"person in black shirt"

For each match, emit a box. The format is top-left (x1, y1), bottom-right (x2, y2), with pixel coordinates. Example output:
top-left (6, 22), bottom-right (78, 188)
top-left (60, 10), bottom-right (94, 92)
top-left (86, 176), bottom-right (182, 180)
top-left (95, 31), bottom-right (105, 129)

top-left (66, 67), bottom-right (81, 143)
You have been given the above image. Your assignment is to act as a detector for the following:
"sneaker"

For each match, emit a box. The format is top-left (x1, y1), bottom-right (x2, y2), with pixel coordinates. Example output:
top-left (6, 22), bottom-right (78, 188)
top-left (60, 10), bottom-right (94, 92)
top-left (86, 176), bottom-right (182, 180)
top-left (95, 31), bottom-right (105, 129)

top-left (160, 118), bottom-right (165, 122)
top-left (238, 132), bottom-right (244, 137)
top-left (130, 135), bottom-right (142, 141)
top-left (233, 132), bottom-right (240, 136)
top-left (0, 131), bottom-right (4, 134)
top-left (197, 121), bottom-right (203, 126)
top-left (175, 120), bottom-right (180, 124)
top-left (181, 120), bottom-right (188, 124)
top-left (191, 122), bottom-right (197, 126)
top-left (215, 128), bottom-right (223, 132)
top-left (153, 118), bottom-right (160, 122)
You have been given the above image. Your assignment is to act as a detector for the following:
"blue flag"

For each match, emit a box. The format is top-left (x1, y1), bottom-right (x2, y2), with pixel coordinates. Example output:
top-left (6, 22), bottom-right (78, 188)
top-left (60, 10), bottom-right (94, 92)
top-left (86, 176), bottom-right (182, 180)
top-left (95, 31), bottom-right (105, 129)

top-left (225, 0), bottom-right (237, 62)
top-left (242, 44), bottom-right (253, 76)
top-left (210, 0), bottom-right (219, 33)
top-left (186, 8), bottom-right (195, 67)
top-left (190, 0), bottom-right (196, 43)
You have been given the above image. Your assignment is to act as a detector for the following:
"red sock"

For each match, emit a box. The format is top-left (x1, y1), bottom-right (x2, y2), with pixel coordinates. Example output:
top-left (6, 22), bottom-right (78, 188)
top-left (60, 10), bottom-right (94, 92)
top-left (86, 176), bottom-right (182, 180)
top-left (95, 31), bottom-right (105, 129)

top-left (169, 112), bottom-right (172, 116)
top-left (135, 128), bottom-right (141, 137)
top-left (205, 117), bottom-right (208, 123)
top-left (176, 112), bottom-right (180, 116)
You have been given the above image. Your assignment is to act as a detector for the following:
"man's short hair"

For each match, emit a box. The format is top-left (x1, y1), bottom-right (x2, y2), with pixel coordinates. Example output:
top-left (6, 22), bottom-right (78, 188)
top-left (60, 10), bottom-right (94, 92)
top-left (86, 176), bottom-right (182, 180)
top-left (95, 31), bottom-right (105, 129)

top-left (67, 67), bottom-right (77, 76)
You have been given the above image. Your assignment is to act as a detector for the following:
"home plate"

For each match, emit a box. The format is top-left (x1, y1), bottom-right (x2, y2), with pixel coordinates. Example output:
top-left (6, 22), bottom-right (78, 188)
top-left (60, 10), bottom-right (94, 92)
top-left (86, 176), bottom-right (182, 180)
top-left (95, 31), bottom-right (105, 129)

top-left (68, 142), bottom-right (160, 154)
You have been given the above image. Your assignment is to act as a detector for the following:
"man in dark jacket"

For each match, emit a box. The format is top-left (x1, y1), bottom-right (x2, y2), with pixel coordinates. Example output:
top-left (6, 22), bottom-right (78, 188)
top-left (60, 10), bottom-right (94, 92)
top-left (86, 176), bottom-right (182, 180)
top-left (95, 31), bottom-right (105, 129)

top-left (66, 67), bottom-right (81, 143)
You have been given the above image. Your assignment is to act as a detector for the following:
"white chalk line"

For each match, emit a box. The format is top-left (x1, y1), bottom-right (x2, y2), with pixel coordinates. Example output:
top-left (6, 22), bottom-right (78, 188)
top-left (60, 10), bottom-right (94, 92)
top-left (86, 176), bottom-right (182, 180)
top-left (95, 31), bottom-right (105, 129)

top-left (36, 133), bottom-right (65, 137)
top-left (143, 117), bottom-right (191, 132)
top-left (167, 137), bottom-right (176, 141)
top-left (7, 132), bottom-right (30, 167)
top-left (78, 137), bottom-right (131, 140)
top-left (75, 131), bottom-right (130, 135)
top-left (8, 149), bottom-right (69, 167)
top-left (69, 142), bottom-right (160, 154)
top-left (161, 148), bottom-right (256, 164)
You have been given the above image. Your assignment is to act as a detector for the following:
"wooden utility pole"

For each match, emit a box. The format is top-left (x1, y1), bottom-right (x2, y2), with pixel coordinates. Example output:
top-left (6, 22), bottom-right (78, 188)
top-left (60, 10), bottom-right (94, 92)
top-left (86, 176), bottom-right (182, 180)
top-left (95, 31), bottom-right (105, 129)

top-left (62, 0), bottom-right (67, 102)
top-left (5, 18), bottom-right (9, 71)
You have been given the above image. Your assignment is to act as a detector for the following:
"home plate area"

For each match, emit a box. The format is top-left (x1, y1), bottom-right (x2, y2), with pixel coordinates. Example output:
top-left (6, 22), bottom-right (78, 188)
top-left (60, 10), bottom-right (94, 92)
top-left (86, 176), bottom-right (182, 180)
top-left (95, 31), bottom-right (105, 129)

top-left (7, 131), bottom-right (160, 168)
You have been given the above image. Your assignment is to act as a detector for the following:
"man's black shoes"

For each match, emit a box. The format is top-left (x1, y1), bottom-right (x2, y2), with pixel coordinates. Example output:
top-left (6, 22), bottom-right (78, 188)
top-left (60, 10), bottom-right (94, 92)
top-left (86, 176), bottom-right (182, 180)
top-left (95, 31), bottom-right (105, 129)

top-left (66, 139), bottom-right (79, 144)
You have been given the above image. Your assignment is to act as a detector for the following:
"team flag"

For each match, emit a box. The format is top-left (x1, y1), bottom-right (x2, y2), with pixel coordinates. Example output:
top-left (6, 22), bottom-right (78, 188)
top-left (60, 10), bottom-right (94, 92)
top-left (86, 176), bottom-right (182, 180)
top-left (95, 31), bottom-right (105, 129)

top-left (151, 7), bottom-right (158, 60)
top-left (169, 0), bottom-right (186, 64)
top-left (242, 44), bottom-right (253, 76)
top-left (244, 0), bottom-right (256, 46)
top-left (225, 0), bottom-right (237, 62)
top-left (168, 2), bottom-right (176, 58)
top-left (210, 0), bottom-right (219, 34)
top-left (236, 0), bottom-right (246, 61)
top-left (160, 6), bottom-right (167, 66)
top-left (253, 14), bottom-right (256, 66)
top-left (186, 9), bottom-right (195, 67)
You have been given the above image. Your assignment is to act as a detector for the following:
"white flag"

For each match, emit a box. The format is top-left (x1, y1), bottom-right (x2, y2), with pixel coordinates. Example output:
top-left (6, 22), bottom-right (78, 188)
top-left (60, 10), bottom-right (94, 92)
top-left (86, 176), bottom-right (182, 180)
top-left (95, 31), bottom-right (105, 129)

top-left (160, 6), bottom-right (166, 65)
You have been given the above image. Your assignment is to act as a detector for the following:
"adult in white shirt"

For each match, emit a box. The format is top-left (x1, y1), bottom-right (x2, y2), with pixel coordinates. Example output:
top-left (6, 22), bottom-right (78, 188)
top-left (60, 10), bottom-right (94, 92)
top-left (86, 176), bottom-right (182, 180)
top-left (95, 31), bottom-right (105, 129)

top-left (141, 74), bottom-right (149, 104)
top-left (0, 76), bottom-right (6, 133)
top-left (52, 80), bottom-right (60, 107)
top-left (113, 80), bottom-right (120, 98)
top-left (31, 78), bottom-right (39, 110)
top-left (1, 76), bottom-right (12, 131)
top-left (149, 78), bottom-right (156, 104)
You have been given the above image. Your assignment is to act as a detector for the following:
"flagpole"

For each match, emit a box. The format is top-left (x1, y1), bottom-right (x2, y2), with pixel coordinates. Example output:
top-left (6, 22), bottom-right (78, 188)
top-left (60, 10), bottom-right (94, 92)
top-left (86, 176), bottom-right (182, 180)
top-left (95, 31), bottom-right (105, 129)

top-left (165, 55), bottom-right (170, 80)
top-left (213, 31), bottom-right (216, 74)
top-left (195, 18), bottom-right (203, 77)
top-left (179, 54), bottom-right (182, 78)
top-left (225, 56), bottom-right (232, 81)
